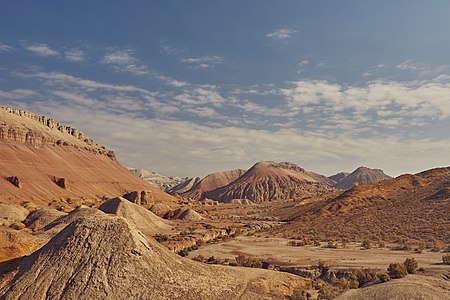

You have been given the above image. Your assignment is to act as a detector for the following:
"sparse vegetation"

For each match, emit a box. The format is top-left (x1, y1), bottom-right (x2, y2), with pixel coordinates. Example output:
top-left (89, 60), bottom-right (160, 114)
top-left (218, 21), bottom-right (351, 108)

top-left (361, 239), bottom-right (371, 249)
top-left (404, 258), bottom-right (418, 274)
top-left (387, 263), bottom-right (407, 279)
top-left (442, 253), bottom-right (450, 265)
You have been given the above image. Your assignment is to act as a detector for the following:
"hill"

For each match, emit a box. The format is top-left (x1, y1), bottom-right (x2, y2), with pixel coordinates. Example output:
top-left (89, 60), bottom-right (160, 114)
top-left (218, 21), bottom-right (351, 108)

top-left (180, 169), bottom-right (246, 200)
top-left (0, 106), bottom-right (174, 209)
top-left (332, 166), bottom-right (392, 189)
top-left (0, 214), bottom-right (307, 299)
top-left (205, 161), bottom-right (333, 202)
top-left (128, 168), bottom-right (187, 191)
top-left (278, 166), bottom-right (450, 244)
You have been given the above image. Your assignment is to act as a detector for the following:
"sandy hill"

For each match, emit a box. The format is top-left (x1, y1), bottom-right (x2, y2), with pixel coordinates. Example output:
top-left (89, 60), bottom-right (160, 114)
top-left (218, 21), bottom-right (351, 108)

top-left (128, 168), bottom-right (187, 191)
top-left (335, 274), bottom-right (450, 300)
top-left (0, 214), bottom-right (307, 299)
top-left (180, 169), bottom-right (246, 200)
top-left (0, 106), bottom-right (174, 208)
top-left (281, 166), bottom-right (450, 243)
top-left (205, 161), bottom-right (333, 202)
top-left (99, 197), bottom-right (172, 235)
top-left (332, 166), bottom-right (392, 189)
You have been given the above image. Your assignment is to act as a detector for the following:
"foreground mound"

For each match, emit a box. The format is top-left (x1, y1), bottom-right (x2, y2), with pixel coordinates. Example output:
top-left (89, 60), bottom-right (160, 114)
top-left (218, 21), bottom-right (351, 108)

top-left (99, 197), bottom-right (172, 235)
top-left (206, 161), bottom-right (332, 202)
top-left (0, 106), bottom-right (173, 208)
top-left (335, 275), bottom-right (450, 300)
top-left (0, 215), bottom-right (306, 299)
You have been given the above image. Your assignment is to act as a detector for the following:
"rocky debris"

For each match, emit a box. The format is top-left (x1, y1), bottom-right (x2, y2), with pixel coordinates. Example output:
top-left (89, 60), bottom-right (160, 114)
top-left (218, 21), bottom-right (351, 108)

top-left (206, 161), bottom-right (333, 202)
top-left (99, 197), bottom-right (172, 236)
top-left (331, 166), bottom-right (392, 190)
top-left (122, 190), bottom-right (154, 206)
top-left (6, 176), bottom-right (20, 188)
top-left (223, 199), bottom-right (255, 205)
top-left (0, 227), bottom-right (43, 262)
top-left (0, 204), bottom-right (29, 227)
top-left (23, 208), bottom-right (67, 232)
top-left (128, 168), bottom-right (188, 191)
top-left (168, 177), bottom-right (201, 194)
top-left (164, 207), bottom-right (204, 221)
top-left (201, 198), bottom-right (219, 205)
top-left (180, 169), bottom-right (246, 200)
top-left (0, 214), bottom-right (307, 299)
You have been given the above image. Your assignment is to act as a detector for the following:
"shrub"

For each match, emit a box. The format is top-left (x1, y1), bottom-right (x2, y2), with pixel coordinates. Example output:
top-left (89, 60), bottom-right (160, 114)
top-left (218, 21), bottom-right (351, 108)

top-left (388, 263), bottom-right (407, 279)
top-left (235, 254), bottom-right (262, 268)
top-left (326, 241), bottom-right (338, 249)
top-left (442, 253), bottom-right (450, 265)
top-left (404, 258), bottom-right (418, 274)
top-left (379, 272), bottom-right (391, 282)
top-left (361, 239), bottom-right (371, 250)
top-left (177, 249), bottom-right (189, 257)
top-left (207, 256), bottom-right (219, 264)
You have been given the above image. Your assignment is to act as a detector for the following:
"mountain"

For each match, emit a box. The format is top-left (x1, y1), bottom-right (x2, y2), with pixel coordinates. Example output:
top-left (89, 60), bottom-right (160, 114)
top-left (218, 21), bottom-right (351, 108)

top-left (0, 106), bottom-right (174, 209)
top-left (328, 171), bottom-right (349, 183)
top-left (167, 177), bottom-right (201, 194)
top-left (0, 213), bottom-right (306, 299)
top-left (179, 169), bottom-right (246, 200)
top-left (282, 166), bottom-right (450, 243)
top-left (128, 168), bottom-right (188, 191)
top-left (331, 166), bottom-right (392, 189)
top-left (205, 161), bottom-right (333, 202)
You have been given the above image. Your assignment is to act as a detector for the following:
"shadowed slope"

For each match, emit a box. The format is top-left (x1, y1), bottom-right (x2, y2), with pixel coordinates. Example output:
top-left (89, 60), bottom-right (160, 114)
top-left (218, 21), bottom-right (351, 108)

top-left (333, 166), bottom-right (392, 190)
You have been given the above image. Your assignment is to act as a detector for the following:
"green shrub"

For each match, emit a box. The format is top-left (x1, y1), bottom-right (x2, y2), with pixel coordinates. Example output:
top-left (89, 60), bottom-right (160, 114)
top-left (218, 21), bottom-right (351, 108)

top-left (388, 263), bottom-right (407, 279)
top-left (404, 258), bottom-right (418, 274)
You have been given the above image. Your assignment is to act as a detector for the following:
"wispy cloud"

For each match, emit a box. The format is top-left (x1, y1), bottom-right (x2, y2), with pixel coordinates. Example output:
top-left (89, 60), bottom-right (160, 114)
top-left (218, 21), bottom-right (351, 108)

top-left (25, 43), bottom-right (59, 57)
top-left (0, 43), bottom-right (14, 53)
top-left (0, 89), bottom-right (37, 99)
top-left (180, 55), bottom-right (224, 69)
top-left (174, 87), bottom-right (225, 105)
top-left (266, 28), bottom-right (297, 40)
top-left (155, 75), bottom-right (189, 87)
top-left (65, 48), bottom-right (85, 62)
top-left (102, 49), bottom-right (149, 75)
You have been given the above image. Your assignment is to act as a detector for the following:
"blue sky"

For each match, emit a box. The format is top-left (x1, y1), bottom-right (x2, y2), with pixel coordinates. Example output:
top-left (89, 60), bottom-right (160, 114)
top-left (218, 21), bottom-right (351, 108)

top-left (1, 1), bottom-right (450, 177)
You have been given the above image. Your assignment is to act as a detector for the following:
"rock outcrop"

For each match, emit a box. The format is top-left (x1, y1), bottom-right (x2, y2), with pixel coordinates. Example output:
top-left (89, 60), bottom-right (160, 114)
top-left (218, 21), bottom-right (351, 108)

top-left (164, 207), bottom-right (204, 221)
top-left (205, 161), bottom-right (333, 202)
top-left (167, 177), bottom-right (201, 194)
top-left (180, 169), bottom-right (246, 200)
top-left (331, 166), bottom-right (392, 190)
top-left (0, 214), bottom-right (307, 299)
top-left (0, 106), bottom-right (175, 208)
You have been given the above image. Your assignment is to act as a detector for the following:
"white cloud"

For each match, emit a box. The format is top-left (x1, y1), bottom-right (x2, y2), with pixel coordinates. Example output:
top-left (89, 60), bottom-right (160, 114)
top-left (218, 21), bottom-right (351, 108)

top-left (266, 28), bottom-right (297, 40)
top-left (65, 48), bottom-right (85, 62)
top-left (174, 87), bottom-right (225, 105)
top-left (0, 89), bottom-right (37, 99)
top-left (25, 43), bottom-right (59, 57)
top-left (0, 43), bottom-right (14, 53)
top-left (155, 75), bottom-right (189, 87)
top-left (102, 49), bottom-right (149, 75)
top-left (299, 60), bottom-right (309, 65)
top-left (396, 60), bottom-right (419, 71)
top-left (180, 55), bottom-right (224, 69)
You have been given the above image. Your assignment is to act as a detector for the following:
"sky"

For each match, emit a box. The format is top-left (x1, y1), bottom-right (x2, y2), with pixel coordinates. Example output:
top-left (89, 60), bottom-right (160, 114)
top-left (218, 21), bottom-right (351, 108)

top-left (1, 1), bottom-right (450, 177)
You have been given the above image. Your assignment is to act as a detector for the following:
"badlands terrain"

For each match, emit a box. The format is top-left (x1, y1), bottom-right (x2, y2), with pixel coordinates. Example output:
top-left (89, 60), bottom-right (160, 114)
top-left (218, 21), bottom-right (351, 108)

top-left (0, 106), bottom-right (449, 299)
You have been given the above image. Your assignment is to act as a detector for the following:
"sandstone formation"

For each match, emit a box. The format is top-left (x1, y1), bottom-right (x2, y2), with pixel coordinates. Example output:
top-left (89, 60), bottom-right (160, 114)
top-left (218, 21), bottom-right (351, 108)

top-left (331, 166), bottom-right (392, 190)
top-left (206, 161), bottom-right (332, 202)
top-left (23, 208), bottom-right (67, 232)
top-left (0, 227), bottom-right (43, 262)
top-left (99, 197), bottom-right (172, 236)
top-left (180, 169), bottom-right (246, 200)
top-left (167, 177), bottom-right (201, 194)
top-left (128, 168), bottom-right (188, 191)
top-left (164, 207), bottom-right (204, 221)
top-left (0, 214), bottom-right (307, 299)
top-left (0, 106), bottom-right (175, 208)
